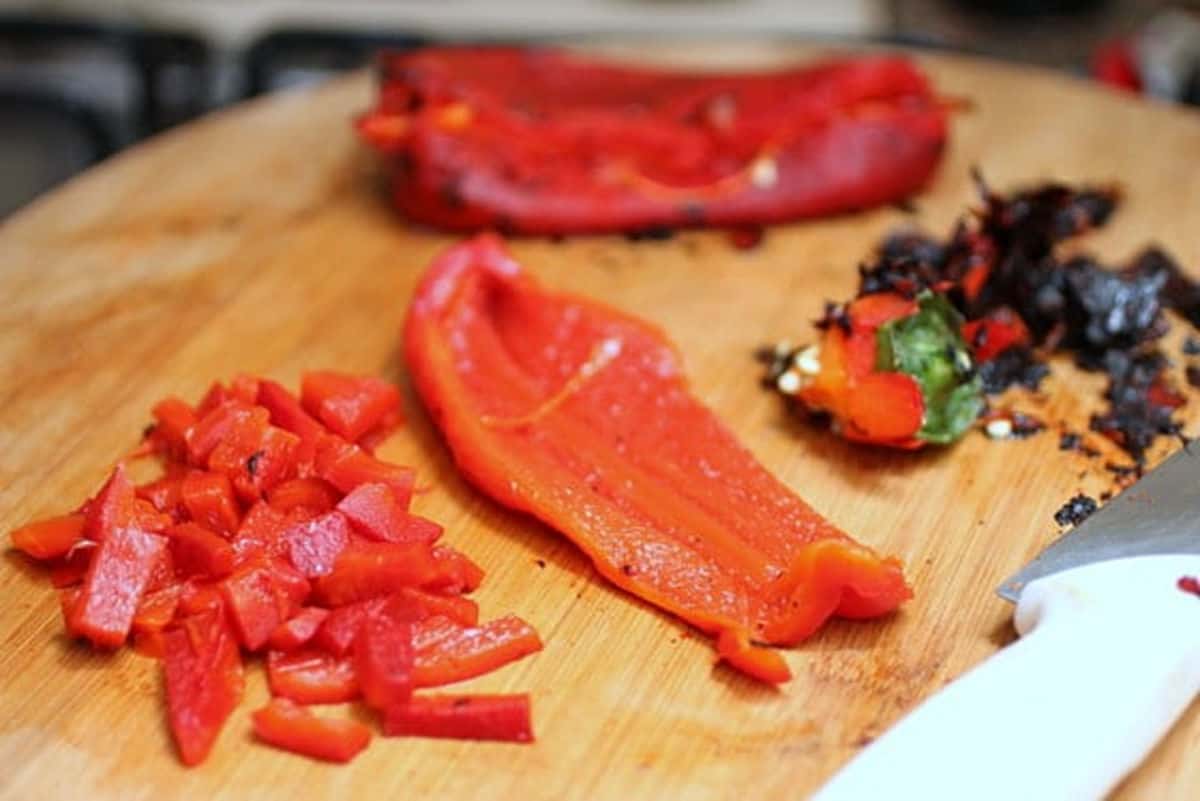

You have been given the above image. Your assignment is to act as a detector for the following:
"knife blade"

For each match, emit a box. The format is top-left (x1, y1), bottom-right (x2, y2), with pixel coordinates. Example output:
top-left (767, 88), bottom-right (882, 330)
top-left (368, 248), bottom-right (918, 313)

top-left (813, 445), bottom-right (1200, 801)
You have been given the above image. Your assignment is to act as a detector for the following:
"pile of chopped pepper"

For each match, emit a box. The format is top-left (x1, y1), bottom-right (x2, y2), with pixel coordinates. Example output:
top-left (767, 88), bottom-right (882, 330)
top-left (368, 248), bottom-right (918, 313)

top-left (762, 173), bottom-right (1196, 463)
top-left (9, 372), bottom-right (540, 766)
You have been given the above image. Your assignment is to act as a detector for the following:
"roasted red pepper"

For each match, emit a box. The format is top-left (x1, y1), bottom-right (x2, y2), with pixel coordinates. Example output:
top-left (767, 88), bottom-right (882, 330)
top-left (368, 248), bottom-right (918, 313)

top-left (283, 510), bottom-right (352, 578)
top-left (252, 698), bottom-right (371, 763)
top-left (358, 47), bottom-right (946, 235)
top-left (383, 694), bottom-right (533, 743)
top-left (355, 599), bottom-right (417, 710)
top-left (412, 614), bottom-right (543, 688)
top-left (11, 370), bottom-right (543, 768)
top-left (268, 606), bottom-right (330, 651)
top-left (163, 609), bottom-right (244, 766)
top-left (266, 649), bottom-right (360, 704)
top-left (336, 483), bottom-right (441, 544)
top-left (10, 514), bottom-right (85, 560)
top-left (405, 236), bottom-right (910, 681)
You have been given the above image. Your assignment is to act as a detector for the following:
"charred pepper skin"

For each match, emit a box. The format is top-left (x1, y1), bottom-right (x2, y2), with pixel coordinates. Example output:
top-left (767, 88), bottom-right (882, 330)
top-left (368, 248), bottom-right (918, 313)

top-left (404, 235), bottom-right (911, 683)
top-left (359, 47), bottom-right (948, 235)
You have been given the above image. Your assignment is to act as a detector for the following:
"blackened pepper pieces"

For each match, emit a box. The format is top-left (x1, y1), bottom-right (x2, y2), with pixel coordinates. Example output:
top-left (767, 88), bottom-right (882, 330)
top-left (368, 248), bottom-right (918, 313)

top-left (358, 47), bottom-right (948, 235)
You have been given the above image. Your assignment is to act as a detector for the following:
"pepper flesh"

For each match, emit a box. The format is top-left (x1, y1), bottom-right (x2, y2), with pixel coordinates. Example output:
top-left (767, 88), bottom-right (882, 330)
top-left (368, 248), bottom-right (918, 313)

top-left (359, 47), bottom-right (947, 235)
top-left (404, 235), bottom-right (910, 680)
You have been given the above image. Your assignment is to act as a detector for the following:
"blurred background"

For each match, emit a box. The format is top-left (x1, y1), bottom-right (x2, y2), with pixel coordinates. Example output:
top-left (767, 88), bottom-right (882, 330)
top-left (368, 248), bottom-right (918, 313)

top-left (0, 0), bottom-right (1197, 218)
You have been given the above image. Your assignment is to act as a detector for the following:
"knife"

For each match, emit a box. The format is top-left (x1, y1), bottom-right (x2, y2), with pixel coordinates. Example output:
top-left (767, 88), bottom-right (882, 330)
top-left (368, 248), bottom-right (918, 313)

top-left (812, 445), bottom-right (1200, 801)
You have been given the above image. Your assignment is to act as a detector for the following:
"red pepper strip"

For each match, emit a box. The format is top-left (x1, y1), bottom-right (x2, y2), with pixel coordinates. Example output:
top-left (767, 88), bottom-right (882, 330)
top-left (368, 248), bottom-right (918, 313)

top-left (267, 477), bottom-right (339, 515)
top-left (252, 698), bottom-right (371, 763)
top-left (400, 587), bottom-right (479, 627)
top-left (181, 471), bottom-right (241, 536)
top-left (219, 560), bottom-right (311, 651)
top-left (68, 489), bottom-right (169, 649)
top-left (301, 371), bottom-right (403, 444)
top-left (716, 629), bottom-right (791, 683)
top-left (312, 542), bottom-right (439, 607)
top-left (283, 511), bottom-right (352, 578)
top-left (361, 48), bottom-right (946, 235)
top-left (383, 694), bottom-right (533, 743)
top-left (266, 649), bottom-right (360, 704)
top-left (412, 614), bottom-right (542, 688)
top-left (162, 609), bottom-right (244, 766)
top-left (404, 236), bottom-right (910, 680)
top-left (268, 606), bottom-right (331, 651)
top-left (10, 514), bottom-right (85, 560)
top-left (83, 463), bottom-right (137, 542)
top-left (336, 483), bottom-right (442, 544)
top-left (356, 600), bottom-right (417, 710)
top-left (169, 522), bottom-right (236, 579)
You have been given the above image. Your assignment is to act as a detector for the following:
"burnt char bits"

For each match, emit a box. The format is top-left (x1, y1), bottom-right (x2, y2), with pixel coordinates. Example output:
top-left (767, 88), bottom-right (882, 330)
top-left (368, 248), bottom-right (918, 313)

top-left (1088, 350), bottom-right (1184, 462)
top-left (758, 171), bottom-right (1195, 462)
top-left (1054, 494), bottom-right (1098, 527)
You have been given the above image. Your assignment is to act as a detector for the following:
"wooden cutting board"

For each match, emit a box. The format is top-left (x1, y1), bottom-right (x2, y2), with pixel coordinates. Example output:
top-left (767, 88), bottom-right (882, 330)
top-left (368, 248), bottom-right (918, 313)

top-left (2, 42), bottom-right (1199, 801)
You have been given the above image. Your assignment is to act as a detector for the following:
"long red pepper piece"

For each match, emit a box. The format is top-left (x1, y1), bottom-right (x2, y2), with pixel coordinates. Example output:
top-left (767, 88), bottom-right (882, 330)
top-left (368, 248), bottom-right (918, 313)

top-left (359, 47), bottom-right (947, 234)
top-left (404, 235), bottom-right (912, 682)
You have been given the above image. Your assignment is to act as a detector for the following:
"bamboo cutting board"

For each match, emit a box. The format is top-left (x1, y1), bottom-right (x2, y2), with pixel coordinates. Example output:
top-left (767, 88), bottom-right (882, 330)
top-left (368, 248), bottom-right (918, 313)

top-left (2, 43), bottom-right (1200, 801)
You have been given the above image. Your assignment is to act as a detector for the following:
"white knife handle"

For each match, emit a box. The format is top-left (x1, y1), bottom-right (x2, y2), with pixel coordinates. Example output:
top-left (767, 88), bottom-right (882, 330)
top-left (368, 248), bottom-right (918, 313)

top-left (812, 554), bottom-right (1200, 801)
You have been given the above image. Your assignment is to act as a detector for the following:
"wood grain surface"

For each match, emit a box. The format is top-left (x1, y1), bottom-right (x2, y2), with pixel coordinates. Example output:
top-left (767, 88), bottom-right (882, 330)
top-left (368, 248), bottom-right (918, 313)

top-left (2, 42), bottom-right (1199, 801)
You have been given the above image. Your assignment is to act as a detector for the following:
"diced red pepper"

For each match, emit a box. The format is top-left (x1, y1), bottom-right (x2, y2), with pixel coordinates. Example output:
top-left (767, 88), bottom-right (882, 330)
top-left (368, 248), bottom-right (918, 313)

top-left (266, 649), bottom-right (359, 704)
top-left (312, 542), bottom-right (439, 607)
top-left (185, 401), bottom-right (260, 467)
top-left (68, 524), bottom-right (169, 648)
top-left (257, 379), bottom-right (326, 443)
top-left (268, 606), bottom-right (330, 651)
top-left (383, 694), bottom-right (533, 743)
top-left (84, 464), bottom-right (137, 542)
top-left (195, 382), bottom-right (233, 418)
top-left (219, 560), bottom-right (311, 651)
top-left (181, 471), bottom-right (241, 536)
top-left (208, 411), bottom-right (300, 503)
top-left (232, 501), bottom-right (294, 564)
top-left (313, 597), bottom-right (389, 656)
top-left (715, 628), bottom-right (792, 683)
top-left (399, 587), bottom-right (479, 627)
top-left (177, 580), bottom-right (224, 616)
top-left (149, 397), bottom-right (196, 460)
top-left (301, 371), bottom-right (403, 443)
top-left (10, 514), bottom-right (85, 560)
top-left (413, 614), bottom-right (542, 687)
top-left (336, 483), bottom-right (441, 544)
top-left (49, 546), bottom-right (93, 587)
top-left (132, 584), bottom-right (183, 635)
top-left (267, 477), bottom-right (339, 515)
top-left (252, 698), bottom-right (371, 763)
top-left (162, 609), bottom-right (244, 766)
top-left (848, 293), bottom-right (919, 330)
top-left (229, 374), bottom-right (260, 406)
top-left (356, 600), bottom-right (417, 711)
top-left (137, 476), bottom-right (187, 521)
top-left (425, 545), bottom-right (485, 594)
top-left (169, 522), bottom-right (236, 579)
top-left (315, 436), bottom-right (415, 506)
top-left (132, 499), bottom-right (173, 534)
top-left (284, 511), bottom-right (352, 578)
